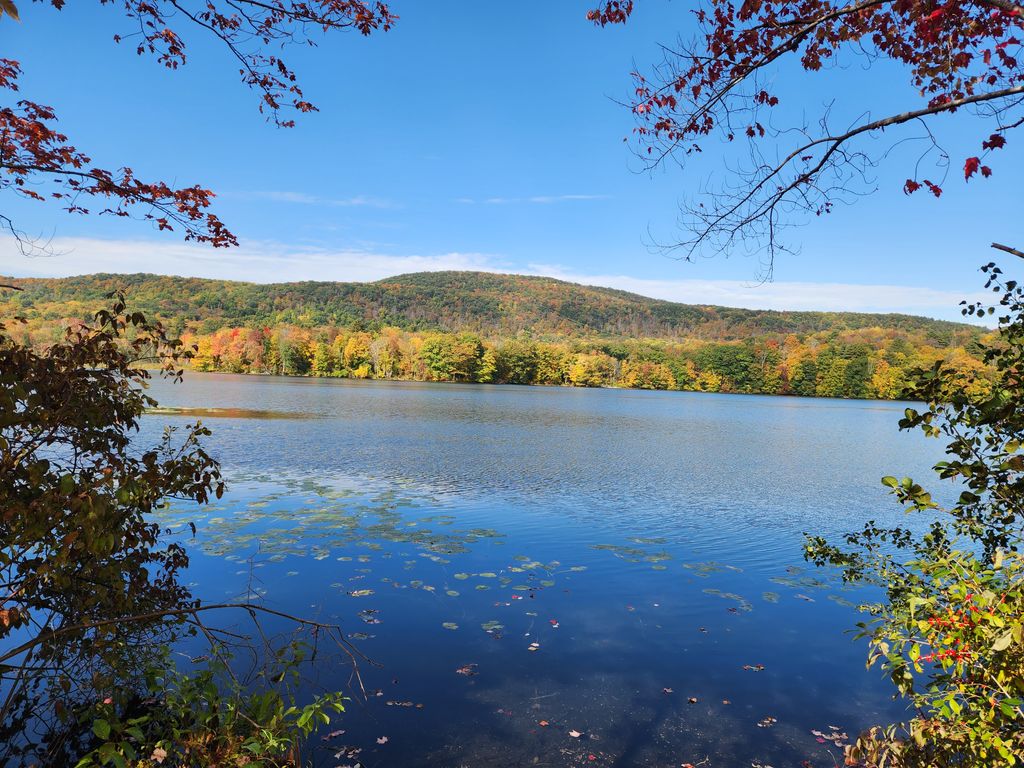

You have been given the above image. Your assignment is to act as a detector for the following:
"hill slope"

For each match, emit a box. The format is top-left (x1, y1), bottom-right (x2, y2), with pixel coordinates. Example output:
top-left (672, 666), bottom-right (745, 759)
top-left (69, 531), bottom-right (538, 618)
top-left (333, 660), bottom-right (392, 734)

top-left (1, 271), bottom-right (978, 343)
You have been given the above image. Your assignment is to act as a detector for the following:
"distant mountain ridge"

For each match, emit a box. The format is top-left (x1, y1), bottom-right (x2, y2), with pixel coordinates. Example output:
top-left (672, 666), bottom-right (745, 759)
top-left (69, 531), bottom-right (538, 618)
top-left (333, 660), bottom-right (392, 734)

top-left (2, 271), bottom-right (977, 343)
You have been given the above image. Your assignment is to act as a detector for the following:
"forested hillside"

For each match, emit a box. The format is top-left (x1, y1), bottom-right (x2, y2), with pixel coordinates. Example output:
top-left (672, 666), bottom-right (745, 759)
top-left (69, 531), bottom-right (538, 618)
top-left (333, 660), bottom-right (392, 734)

top-left (5, 271), bottom-right (976, 340)
top-left (2, 271), bottom-right (990, 399)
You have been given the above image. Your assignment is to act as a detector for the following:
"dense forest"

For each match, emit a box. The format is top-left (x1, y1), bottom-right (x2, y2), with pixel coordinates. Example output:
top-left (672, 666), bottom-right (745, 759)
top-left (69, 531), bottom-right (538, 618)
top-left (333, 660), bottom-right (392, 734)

top-left (3, 271), bottom-right (992, 399)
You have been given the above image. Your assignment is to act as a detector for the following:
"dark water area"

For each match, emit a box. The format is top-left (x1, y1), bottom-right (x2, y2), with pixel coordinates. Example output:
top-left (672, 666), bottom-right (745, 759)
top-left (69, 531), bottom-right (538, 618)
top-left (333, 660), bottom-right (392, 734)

top-left (141, 373), bottom-right (949, 768)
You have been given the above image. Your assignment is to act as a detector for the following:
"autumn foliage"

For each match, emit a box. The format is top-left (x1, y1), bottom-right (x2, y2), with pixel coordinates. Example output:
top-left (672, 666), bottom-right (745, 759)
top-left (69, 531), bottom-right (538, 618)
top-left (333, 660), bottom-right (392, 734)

top-left (1, 271), bottom-right (992, 399)
top-left (590, 0), bottom-right (1023, 263)
top-left (0, 0), bottom-right (393, 250)
top-left (807, 260), bottom-right (1024, 766)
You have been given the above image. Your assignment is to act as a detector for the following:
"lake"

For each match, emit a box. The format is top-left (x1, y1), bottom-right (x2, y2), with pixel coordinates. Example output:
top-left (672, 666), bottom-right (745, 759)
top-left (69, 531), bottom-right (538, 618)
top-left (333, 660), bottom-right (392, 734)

top-left (141, 373), bottom-right (947, 768)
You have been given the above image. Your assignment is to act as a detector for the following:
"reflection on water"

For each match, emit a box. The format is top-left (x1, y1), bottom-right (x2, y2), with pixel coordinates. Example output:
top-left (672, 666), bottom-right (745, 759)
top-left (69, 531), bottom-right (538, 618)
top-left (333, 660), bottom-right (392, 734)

top-left (146, 406), bottom-right (319, 419)
top-left (143, 374), bottom-right (949, 767)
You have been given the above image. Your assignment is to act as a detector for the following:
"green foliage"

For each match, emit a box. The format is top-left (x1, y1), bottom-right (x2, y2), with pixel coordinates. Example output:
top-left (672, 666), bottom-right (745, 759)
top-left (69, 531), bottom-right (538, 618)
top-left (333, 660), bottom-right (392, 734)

top-left (421, 332), bottom-right (491, 382)
top-left (0, 296), bottom-right (348, 766)
top-left (74, 644), bottom-right (345, 768)
top-left (805, 262), bottom-right (1024, 767)
top-left (2, 271), bottom-right (979, 344)
top-left (841, 550), bottom-right (1024, 767)
top-left (495, 339), bottom-right (539, 384)
top-left (0, 295), bottom-right (224, 764)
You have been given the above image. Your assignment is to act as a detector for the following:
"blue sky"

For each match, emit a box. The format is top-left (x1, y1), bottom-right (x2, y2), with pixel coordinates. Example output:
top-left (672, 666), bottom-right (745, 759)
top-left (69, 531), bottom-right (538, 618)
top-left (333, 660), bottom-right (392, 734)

top-left (1, 1), bottom-right (1021, 320)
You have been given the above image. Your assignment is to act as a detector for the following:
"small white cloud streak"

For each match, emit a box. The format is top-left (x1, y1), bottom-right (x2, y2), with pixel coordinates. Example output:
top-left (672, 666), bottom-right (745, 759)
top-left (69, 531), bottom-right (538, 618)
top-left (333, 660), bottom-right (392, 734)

top-left (523, 264), bottom-right (990, 325)
top-left (460, 194), bottom-right (609, 205)
top-left (0, 236), bottom-right (503, 284)
top-left (0, 236), bottom-right (987, 324)
top-left (527, 194), bottom-right (609, 204)
top-left (248, 190), bottom-right (393, 208)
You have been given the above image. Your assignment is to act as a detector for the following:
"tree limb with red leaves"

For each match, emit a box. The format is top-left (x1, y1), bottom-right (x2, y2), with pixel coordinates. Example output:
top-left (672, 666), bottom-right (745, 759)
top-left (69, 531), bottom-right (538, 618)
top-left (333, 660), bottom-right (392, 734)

top-left (1, 0), bottom-right (394, 254)
top-left (589, 0), bottom-right (1024, 273)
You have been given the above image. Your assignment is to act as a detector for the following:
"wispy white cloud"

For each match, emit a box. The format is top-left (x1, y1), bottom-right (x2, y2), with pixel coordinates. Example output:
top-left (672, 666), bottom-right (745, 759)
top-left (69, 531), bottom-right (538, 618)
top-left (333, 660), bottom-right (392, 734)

top-left (247, 190), bottom-right (394, 208)
top-left (0, 235), bottom-right (987, 323)
top-left (0, 236), bottom-right (504, 283)
top-left (526, 194), bottom-right (609, 204)
top-left (523, 264), bottom-right (990, 324)
top-left (459, 194), bottom-right (609, 205)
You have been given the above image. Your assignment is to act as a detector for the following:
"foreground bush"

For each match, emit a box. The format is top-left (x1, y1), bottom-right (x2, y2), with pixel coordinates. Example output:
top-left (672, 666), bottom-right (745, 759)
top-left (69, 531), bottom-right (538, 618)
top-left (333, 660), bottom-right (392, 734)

top-left (808, 258), bottom-right (1024, 767)
top-left (1, 296), bottom-right (345, 767)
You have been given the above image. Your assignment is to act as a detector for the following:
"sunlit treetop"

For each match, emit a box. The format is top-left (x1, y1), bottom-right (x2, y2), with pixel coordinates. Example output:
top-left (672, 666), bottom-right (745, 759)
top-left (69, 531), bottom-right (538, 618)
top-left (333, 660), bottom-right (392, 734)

top-left (590, 0), bottom-right (1023, 271)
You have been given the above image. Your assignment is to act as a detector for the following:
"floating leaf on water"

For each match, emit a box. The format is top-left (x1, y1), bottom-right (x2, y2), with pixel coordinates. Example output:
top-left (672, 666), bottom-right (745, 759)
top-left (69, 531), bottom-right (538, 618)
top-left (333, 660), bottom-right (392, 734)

top-left (540, 580), bottom-right (556, 587)
top-left (481, 620), bottom-right (504, 633)
top-left (592, 546), bottom-right (637, 560)
top-left (453, 573), bottom-right (470, 580)
top-left (651, 565), bottom-right (668, 571)
top-left (770, 573), bottom-right (829, 590)
top-left (465, 527), bottom-right (503, 539)
top-left (629, 536), bottom-right (668, 545)
top-left (442, 622), bottom-right (459, 631)
top-left (568, 565), bottom-right (587, 572)
top-left (683, 560), bottom-right (744, 577)
top-left (762, 591), bottom-right (780, 603)
top-left (702, 588), bottom-right (753, 611)
top-left (478, 572), bottom-right (497, 578)
top-left (644, 551), bottom-right (672, 563)
top-left (827, 594), bottom-right (856, 607)
top-left (445, 590), bottom-right (460, 597)
top-left (475, 584), bottom-right (490, 591)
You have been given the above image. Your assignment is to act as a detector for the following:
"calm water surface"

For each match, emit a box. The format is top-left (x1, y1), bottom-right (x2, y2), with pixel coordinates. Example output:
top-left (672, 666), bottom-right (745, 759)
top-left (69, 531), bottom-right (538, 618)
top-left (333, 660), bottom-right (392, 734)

top-left (142, 374), bottom-right (948, 768)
